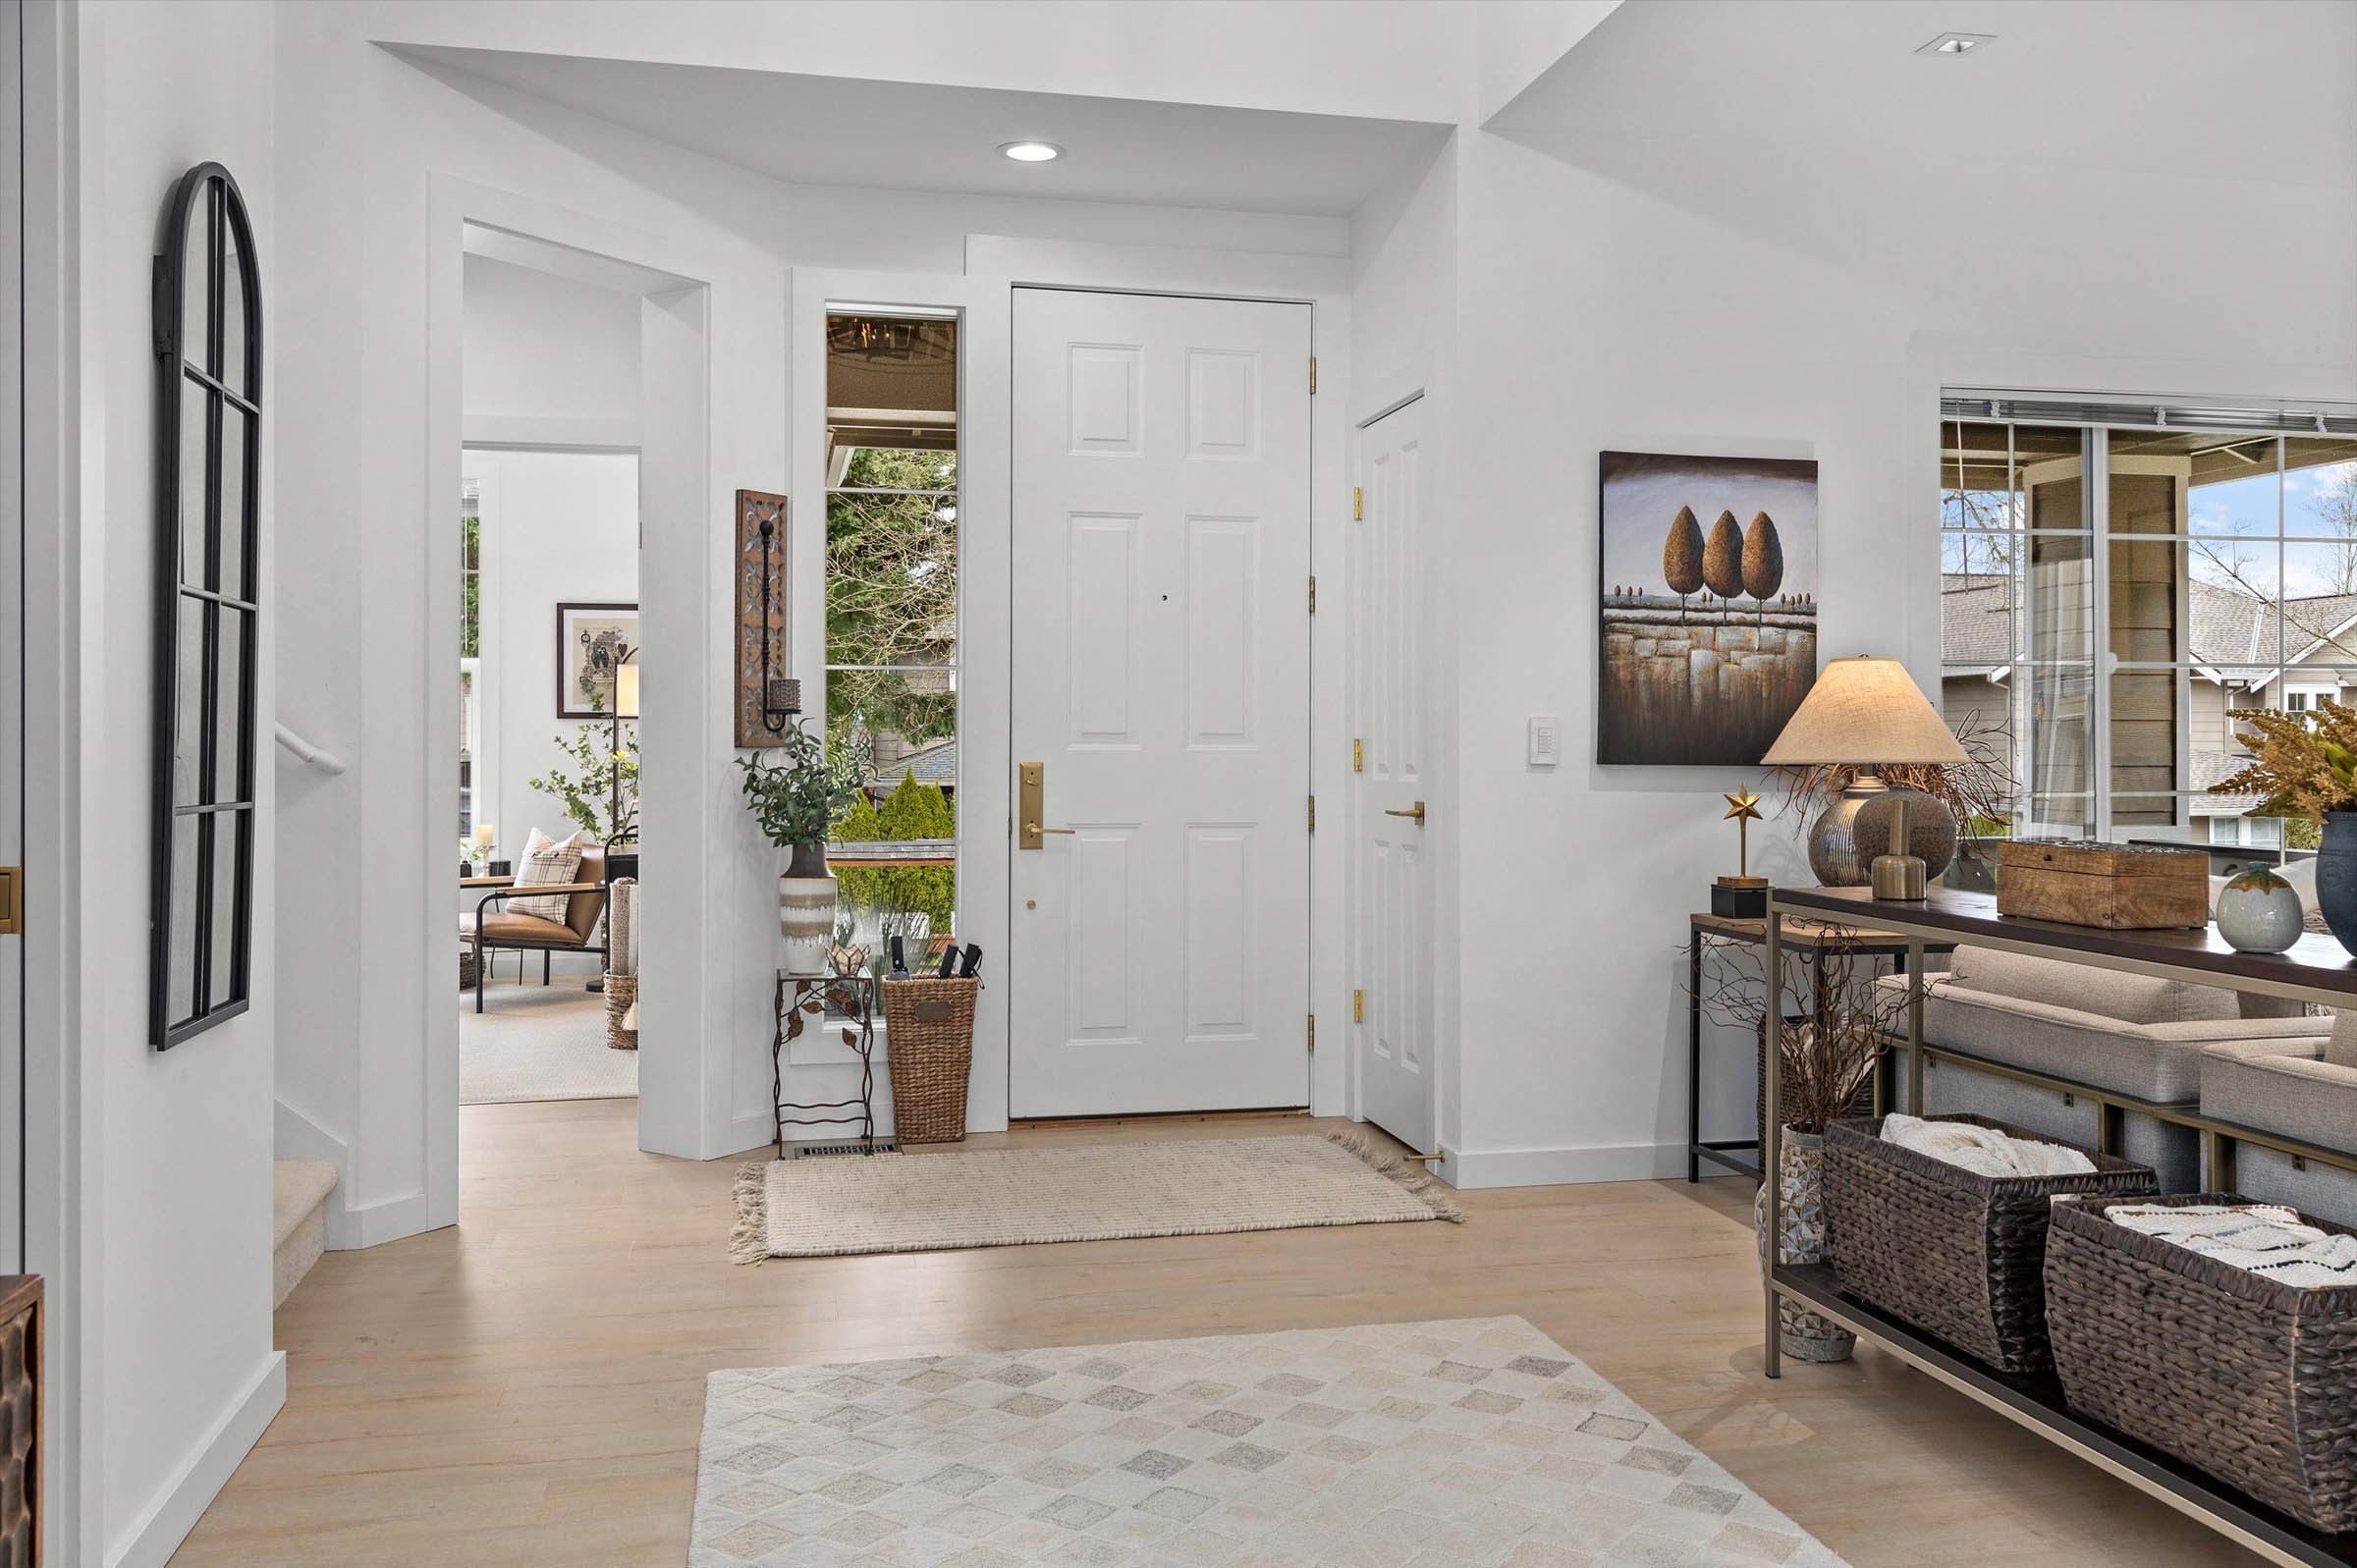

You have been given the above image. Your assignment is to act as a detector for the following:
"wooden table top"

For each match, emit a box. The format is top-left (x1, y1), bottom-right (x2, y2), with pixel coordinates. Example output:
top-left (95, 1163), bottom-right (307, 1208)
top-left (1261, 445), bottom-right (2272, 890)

top-left (1775, 884), bottom-right (2357, 997)
top-left (461, 875), bottom-right (516, 888)
top-left (1690, 912), bottom-right (1933, 950)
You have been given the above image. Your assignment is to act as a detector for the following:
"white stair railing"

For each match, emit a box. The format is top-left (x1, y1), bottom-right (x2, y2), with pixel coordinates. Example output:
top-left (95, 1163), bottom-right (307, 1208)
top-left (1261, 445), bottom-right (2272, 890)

top-left (273, 722), bottom-right (347, 776)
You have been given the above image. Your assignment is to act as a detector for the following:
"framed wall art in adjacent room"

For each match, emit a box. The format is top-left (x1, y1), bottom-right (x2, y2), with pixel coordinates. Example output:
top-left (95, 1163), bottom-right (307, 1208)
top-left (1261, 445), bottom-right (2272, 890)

top-left (1597, 451), bottom-right (1820, 766)
top-left (558, 601), bottom-right (638, 719)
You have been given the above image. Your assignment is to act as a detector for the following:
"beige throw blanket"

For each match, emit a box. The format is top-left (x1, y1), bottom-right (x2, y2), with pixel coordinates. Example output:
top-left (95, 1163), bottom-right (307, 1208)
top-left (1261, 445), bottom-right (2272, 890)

top-left (2110, 1202), bottom-right (2357, 1289)
top-left (1880, 1112), bottom-right (2096, 1178)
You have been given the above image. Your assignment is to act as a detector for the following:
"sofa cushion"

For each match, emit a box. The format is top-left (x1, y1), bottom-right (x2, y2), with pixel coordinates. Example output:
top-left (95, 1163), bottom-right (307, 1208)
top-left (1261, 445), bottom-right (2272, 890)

top-left (2331, 1010), bottom-right (2357, 1070)
top-left (2201, 1049), bottom-right (2357, 1157)
top-left (476, 911), bottom-right (581, 945)
top-left (1881, 974), bottom-right (2327, 1102)
top-left (1946, 944), bottom-right (2239, 1025)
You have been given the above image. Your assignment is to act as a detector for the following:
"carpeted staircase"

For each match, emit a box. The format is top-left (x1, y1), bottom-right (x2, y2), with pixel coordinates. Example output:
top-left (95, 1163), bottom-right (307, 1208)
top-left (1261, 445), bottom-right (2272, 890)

top-left (272, 1160), bottom-right (338, 1308)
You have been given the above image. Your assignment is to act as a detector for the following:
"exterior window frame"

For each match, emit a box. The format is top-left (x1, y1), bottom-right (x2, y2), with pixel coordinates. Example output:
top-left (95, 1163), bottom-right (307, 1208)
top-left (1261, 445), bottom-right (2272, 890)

top-left (150, 162), bottom-right (263, 1050)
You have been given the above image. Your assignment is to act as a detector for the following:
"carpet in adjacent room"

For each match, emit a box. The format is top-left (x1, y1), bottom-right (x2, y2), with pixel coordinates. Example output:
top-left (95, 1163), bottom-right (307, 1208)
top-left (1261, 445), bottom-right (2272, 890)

top-left (459, 980), bottom-right (636, 1105)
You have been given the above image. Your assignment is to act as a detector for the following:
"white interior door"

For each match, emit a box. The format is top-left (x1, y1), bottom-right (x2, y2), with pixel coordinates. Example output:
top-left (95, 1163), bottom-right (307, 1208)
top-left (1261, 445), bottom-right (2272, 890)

top-left (1009, 287), bottom-right (1312, 1117)
top-left (1350, 398), bottom-right (1435, 1154)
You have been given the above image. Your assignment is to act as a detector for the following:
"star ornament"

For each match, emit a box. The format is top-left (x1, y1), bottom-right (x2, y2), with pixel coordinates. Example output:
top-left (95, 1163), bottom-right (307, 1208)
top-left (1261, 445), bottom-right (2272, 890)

top-left (1723, 789), bottom-right (1763, 824)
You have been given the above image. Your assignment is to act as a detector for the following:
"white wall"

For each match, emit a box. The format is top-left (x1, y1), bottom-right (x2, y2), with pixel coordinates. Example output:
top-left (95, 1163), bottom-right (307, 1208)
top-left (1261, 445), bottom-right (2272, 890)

top-left (269, 5), bottom-right (1366, 1245)
top-left (69, 2), bottom-right (284, 1562)
top-left (463, 250), bottom-right (641, 447)
top-left (1432, 4), bottom-right (2357, 1185)
top-left (464, 447), bottom-right (640, 981)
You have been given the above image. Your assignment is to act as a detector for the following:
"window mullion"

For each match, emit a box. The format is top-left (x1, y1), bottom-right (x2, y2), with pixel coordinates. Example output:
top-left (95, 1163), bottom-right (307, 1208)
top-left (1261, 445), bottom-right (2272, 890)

top-left (2090, 429), bottom-right (2113, 842)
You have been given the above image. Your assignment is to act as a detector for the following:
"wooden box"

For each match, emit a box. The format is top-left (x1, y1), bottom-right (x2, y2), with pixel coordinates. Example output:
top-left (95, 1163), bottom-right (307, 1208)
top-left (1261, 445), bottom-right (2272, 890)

top-left (1995, 838), bottom-right (2209, 930)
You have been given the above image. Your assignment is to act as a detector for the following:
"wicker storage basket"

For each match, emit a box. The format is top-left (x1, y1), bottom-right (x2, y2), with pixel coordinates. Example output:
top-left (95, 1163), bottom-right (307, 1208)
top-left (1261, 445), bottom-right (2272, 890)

top-left (604, 972), bottom-right (638, 1052)
top-left (2046, 1192), bottom-right (2357, 1532)
top-left (882, 977), bottom-right (976, 1144)
top-left (460, 948), bottom-right (479, 991)
top-left (1824, 1114), bottom-right (2157, 1373)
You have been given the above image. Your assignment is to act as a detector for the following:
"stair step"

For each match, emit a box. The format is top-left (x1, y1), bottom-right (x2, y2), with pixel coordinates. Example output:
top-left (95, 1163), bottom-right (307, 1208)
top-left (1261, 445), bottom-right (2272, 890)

top-left (273, 1160), bottom-right (339, 1308)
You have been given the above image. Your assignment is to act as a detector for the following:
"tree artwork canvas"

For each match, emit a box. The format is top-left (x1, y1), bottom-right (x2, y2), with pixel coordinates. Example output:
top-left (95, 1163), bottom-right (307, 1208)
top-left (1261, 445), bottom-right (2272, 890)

top-left (1599, 452), bottom-right (1820, 765)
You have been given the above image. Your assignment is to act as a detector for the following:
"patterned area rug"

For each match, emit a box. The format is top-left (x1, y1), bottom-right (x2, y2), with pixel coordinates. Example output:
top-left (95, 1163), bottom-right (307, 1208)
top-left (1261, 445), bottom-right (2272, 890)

top-left (690, 1316), bottom-right (1849, 1566)
top-left (732, 1132), bottom-right (1460, 1262)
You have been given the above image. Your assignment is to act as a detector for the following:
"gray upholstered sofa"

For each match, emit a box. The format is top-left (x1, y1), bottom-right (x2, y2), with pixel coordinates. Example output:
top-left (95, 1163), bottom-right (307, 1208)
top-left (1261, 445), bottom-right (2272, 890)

top-left (1877, 945), bottom-right (2330, 1191)
top-left (2201, 1031), bottom-right (2357, 1227)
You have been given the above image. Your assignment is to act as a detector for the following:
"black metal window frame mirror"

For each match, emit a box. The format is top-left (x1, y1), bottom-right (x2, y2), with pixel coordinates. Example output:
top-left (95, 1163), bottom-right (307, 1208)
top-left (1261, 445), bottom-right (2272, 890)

top-left (150, 161), bottom-right (262, 1050)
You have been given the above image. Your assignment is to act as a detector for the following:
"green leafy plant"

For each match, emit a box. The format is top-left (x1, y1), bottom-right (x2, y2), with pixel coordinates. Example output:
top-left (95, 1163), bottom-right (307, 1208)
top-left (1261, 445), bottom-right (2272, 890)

top-left (2213, 702), bottom-right (2357, 820)
top-left (834, 769), bottom-right (957, 931)
top-left (527, 723), bottom-right (637, 842)
top-left (736, 718), bottom-right (856, 849)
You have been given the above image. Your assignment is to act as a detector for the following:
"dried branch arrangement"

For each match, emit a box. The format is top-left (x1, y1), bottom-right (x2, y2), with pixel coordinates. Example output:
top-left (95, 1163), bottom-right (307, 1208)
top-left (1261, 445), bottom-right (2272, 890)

top-left (1683, 939), bottom-right (1897, 1136)
top-left (2212, 702), bottom-right (2357, 819)
top-left (1767, 709), bottom-right (2014, 834)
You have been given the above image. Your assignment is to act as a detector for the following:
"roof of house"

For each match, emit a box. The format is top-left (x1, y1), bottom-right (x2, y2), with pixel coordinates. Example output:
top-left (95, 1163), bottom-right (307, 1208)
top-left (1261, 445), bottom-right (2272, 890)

top-left (868, 739), bottom-right (957, 792)
top-left (1941, 573), bottom-right (2357, 678)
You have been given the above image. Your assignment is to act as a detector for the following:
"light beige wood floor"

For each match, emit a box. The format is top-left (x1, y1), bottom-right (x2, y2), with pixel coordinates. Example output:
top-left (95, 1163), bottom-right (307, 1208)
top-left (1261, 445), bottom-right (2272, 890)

top-left (173, 1102), bottom-right (2254, 1565)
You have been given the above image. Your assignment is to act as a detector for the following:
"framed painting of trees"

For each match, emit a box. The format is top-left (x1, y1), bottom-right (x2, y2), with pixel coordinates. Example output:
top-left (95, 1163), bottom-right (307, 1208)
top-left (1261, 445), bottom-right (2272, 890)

top-left (1599, 452), bottom-right (1819, 765)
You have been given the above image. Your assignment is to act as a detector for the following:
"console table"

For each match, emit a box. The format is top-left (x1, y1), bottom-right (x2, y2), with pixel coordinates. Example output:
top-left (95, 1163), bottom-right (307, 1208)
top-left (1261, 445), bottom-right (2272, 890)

top-left (1763, 884), bottom-right (2357, 1568)
top-left (1686, 912), bottom-right (1947, 1182)
top-left (770, 971), bottom-right (881, 1158)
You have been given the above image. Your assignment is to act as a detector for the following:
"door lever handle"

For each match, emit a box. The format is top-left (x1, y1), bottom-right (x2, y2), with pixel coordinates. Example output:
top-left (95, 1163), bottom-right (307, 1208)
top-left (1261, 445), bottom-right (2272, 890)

top-left (1384, 801), bottom-right (1426, 827)
top-left (1026, 822), bottom-right (1075, 837)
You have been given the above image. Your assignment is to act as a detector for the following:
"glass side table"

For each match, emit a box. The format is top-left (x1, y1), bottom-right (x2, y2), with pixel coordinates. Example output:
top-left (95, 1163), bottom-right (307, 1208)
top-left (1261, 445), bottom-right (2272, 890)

top-left (771, 970), bottom-right (881, 1158)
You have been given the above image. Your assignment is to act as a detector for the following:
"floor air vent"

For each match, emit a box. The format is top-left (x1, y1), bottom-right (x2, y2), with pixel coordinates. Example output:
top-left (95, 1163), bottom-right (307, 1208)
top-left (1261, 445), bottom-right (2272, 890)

top-left (793, 1140), bottom-right (897, 1159)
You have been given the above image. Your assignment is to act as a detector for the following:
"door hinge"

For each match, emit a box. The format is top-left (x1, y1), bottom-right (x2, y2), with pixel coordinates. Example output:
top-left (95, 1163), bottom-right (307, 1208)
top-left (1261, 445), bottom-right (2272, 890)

top-left (1307, 794), bottom-right (1316, 833)
top-left (1306, 1012), bottom-right (1316, 1054)
top-left (1307, 574), bottom-right (1318, 615)
top-left (1351, 988), bottom-right (1364, 1023)
top-left (1308, 356), bottom-right (1317, 394)
top-left (1351, 737), bottom-right (1363, 772)
top-left (0, 866), bottom-right (18, 936)
top-left (1352, 486), bottom-right (1363, 520)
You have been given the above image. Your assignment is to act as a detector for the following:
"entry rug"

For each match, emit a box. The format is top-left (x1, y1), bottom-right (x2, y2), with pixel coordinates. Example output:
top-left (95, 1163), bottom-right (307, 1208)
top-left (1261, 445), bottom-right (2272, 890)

top-left (690, 1316), bottom-right (1850, 1566)
top-left (731, 1131), bottom-right (1461, 1263)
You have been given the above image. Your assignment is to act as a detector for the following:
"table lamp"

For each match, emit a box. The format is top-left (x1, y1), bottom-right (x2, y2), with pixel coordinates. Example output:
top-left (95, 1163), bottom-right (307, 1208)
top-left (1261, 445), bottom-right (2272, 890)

top-left (1761, 655), bottom-right (1968, 897)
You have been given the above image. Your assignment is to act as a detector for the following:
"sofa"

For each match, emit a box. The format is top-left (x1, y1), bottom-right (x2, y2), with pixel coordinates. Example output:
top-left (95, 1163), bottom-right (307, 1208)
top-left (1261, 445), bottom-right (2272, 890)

top-left (1876, 944), bottom-right (2330, 1191)
top-left (2200, 1020), bottom-right (2357, 1227)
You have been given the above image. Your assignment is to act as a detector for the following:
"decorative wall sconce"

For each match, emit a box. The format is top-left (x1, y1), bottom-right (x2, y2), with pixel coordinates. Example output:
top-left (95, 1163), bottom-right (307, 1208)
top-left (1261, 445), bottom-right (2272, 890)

top-left (734, 489), bottom-right (795, 746)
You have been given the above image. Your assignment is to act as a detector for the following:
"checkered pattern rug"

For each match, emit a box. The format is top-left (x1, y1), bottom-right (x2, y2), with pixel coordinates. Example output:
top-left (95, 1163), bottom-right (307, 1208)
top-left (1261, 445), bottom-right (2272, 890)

top-left (691, 1316), bottom-right (1847, 1566)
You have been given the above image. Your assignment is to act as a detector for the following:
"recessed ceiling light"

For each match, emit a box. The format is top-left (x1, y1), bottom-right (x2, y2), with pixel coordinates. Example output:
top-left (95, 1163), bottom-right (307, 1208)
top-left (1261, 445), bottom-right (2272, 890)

top-left (1917, 31), bottom-right (1996, 56)
top-left (999, 140), bottom-right (1065, 163)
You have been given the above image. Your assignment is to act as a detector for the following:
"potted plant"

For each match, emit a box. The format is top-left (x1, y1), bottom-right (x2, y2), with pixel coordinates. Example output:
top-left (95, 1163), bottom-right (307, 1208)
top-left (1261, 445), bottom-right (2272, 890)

top-left (2213, 703), bottom-right (2357, 954)
top-left (1688, 942), bottom-right (1899, 1363)
top-left (736, 718), bottom-right (856, 974)
top-left (526, 724), bottom-right (638, 845)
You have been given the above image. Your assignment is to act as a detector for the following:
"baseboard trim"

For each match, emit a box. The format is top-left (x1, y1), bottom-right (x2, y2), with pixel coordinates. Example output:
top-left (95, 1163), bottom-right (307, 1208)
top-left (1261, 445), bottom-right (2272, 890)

top-left (347, 1187), bottom-right (438, 1249)
top-left (105, 1350), bottom-right (285, 1568)
top-left (1446, 1141), bottom-right (1687, 1190)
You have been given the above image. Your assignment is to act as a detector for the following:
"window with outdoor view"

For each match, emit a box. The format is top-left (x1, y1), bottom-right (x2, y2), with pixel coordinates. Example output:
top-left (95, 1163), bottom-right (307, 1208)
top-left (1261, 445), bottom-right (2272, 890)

top-left (823, 311), bottom-right (959, 979)
top-left (1941, 398), bottom-right (2357, 859)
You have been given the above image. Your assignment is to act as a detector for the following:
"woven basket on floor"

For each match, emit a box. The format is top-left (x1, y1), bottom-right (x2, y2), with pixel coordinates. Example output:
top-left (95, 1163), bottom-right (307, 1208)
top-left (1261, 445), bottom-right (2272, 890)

top-left (460, 948), bottom-right (479, 992)
top-left (604, 972), bottom-right (638, 1052)
top-left (1823, 1114), bottom-right (2155, 1373)
top-left (881, 977), bottom-right (976, 1144)
top-left (2046, 1192), bottom-right (2357, 1532)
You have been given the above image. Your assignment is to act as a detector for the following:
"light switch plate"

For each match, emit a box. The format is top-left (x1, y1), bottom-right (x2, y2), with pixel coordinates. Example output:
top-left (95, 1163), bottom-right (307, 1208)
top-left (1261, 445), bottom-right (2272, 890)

top-left (1528, 716), bottom-right (1561, 767)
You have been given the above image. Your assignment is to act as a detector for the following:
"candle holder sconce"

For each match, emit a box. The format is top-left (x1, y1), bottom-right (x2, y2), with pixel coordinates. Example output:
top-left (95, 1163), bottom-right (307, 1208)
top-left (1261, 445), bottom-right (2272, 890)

top-left (734, 489), bottom-right (796, 746)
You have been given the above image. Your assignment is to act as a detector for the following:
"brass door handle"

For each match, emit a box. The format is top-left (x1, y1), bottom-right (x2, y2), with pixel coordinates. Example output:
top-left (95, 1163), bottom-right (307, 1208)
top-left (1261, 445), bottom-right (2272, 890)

top-left (1026, 823), bottom-right (1074, 838)
top-left (1384, 801), bottom-right (1426, 827)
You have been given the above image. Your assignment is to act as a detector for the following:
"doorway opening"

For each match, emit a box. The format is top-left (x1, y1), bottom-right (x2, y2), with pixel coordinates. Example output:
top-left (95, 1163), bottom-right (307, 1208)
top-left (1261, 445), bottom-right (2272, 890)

top-left (457, 445), bottom-right (641, 1105)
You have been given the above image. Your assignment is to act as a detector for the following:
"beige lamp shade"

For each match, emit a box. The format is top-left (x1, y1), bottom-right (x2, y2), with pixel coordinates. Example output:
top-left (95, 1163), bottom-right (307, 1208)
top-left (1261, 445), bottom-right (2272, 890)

top-left (1761, 655), bottom-right (1967, 767)
top-left (616, 661), bottom-right (640, 720)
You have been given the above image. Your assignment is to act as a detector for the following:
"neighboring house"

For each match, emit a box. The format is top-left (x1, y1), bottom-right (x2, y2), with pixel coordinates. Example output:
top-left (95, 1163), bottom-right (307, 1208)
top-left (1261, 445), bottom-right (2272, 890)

top-left (865, 736), bottom-right (958, 803)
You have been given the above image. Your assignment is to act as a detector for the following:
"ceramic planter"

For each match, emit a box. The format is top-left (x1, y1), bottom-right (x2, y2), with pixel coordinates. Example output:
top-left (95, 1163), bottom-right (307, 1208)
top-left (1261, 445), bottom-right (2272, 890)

top-left (778, 842), bottom-right (837, 976)
top-left (2318, 815), bottom-right (2357, 960)
top-left (2216, 861), bottom-right (2304, 954)
top-left (1755, 1128), bottom-right (1856, 1363)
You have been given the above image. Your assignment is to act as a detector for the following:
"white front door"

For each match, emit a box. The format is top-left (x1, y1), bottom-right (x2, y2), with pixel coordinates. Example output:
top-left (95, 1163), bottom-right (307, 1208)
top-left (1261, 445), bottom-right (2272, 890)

top-left (1350, 398), bottom-right (1436, 1154)
top-left (1008, 287), bottom-right (1312, 1117)
top-left (0, 5), bottom-right (24, 1268)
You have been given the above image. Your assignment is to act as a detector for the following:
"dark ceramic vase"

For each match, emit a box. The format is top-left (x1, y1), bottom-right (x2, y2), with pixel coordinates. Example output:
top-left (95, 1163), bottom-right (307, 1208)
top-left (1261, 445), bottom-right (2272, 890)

top-left (2316, 813), bottom-right (2357, 958)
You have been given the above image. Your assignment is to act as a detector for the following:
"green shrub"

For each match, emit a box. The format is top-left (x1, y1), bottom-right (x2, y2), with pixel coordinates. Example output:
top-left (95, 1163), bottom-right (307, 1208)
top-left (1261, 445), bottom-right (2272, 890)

top-left (832, 769), bottom-right (957, 933)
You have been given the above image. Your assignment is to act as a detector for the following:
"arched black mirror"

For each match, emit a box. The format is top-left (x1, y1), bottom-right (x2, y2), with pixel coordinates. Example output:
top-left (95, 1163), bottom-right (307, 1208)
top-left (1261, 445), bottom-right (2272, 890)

top-left (151, 162), bottom-right (261, 1049)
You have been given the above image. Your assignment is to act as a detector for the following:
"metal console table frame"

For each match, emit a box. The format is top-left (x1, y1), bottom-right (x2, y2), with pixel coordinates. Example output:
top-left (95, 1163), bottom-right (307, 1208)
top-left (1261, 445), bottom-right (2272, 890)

top-left (1686, 912), bottom-right (1946, 1182)
top-left (770, 970), bottom-right (881, 1158)
top-left (1763, 884), bottom-right (2357, 1568)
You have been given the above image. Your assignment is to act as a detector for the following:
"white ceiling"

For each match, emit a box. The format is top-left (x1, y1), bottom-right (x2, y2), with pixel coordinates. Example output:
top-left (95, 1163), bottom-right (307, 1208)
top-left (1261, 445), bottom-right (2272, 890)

top-left (1492, 0), bottom-right (2357, 191)
top-left (398, 46), bottom-right (1452, 218)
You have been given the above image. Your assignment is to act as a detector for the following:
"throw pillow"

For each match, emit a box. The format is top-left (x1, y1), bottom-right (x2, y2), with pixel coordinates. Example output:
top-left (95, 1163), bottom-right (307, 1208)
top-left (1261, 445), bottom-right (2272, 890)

top-left (1946, 943), bottom-right (2238, 1025)
top-left (2329, 1010), bottom-right (2357, 1070)
top-left (508, 828), bottom-right (585, 922)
